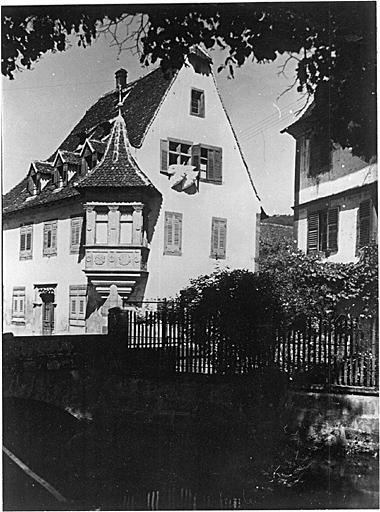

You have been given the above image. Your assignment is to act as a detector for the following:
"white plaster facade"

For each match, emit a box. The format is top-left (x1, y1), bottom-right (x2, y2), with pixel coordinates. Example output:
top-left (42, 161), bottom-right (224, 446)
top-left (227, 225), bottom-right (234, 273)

top-left (284, 111), bottom-right (377, 263)
top-left (3, 55), bottom-right (261, 335)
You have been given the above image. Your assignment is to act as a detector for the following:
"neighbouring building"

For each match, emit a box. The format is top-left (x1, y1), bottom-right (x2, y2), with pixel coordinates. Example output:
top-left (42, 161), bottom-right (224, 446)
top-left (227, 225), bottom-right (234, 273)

top-left (283, 103), bottom-right (377, 262)
top-left (3, 48), bottom-right (261, 335)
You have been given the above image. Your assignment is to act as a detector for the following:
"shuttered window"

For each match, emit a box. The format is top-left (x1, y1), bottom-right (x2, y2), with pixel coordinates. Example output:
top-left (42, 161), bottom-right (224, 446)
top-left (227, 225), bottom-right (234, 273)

top-left (192, 145), bottom-right (223, 183)
top-left (69, 285), bottom-right (87, 325)
top-left (358, 199), bottom-right (372, 248)
top-left (12, 287), bottom-right (26, 321)
top-left (43, 220), bottom-right (58, 256)
top-left (70, 217), bottom-right (83, 253)
top-left (164, 211), bottom-right (182, 255)
top-left (307, 208), bottom-right (339, 254)
top-left (95, 209), bottom-right (108, 245)
top-left (211, 217), bottom-right (227, 259)
top-left (190, 89), bottom-right (205, 117)
top-left (20, 224), bottom-right (33, 260)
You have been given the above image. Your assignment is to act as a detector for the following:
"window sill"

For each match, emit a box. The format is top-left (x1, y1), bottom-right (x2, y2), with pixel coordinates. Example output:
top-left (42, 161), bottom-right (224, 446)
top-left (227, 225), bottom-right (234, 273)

top-left (19, 255), bottom-right (32, 261)
top-left (69, 319), bottom-right (86, 327)
top-left (11, 319), bottom-right (25, 325)
top-left (199, 179), bottom-right (223, 185)
top-left (164, 251), bottom-right (182, 256)
top-left (190, 112), bottom-right (205, 118)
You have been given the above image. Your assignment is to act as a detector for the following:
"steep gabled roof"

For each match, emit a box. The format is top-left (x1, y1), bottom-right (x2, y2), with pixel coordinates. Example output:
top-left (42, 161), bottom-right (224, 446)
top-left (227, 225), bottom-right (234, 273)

top-left (3, 66), bottom-right (172, 216)
top-left (80, 139), bottom-right (107, 156)
top-left (59, 66), bottom-right (174, 153)
top-left (76, 113), bottom-right (155, 189)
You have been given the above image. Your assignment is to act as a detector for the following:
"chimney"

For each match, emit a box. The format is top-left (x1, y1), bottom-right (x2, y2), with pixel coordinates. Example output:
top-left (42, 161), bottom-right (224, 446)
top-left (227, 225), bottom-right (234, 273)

top-left (115, 68), bottom-right (127, 90)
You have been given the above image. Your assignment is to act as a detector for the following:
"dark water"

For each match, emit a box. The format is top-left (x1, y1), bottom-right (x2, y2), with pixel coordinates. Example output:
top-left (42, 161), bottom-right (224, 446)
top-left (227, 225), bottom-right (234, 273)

top-left (3, 398), bottom-right (379, 510)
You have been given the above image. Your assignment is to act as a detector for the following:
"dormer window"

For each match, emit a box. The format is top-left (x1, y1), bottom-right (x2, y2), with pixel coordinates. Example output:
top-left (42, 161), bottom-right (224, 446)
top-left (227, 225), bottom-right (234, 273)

top-left (80, 140), bottom-right (105, 175)
top-left (27, 174), bottom-right (40, 196)
top-left (57, 163), bottom-right (68, 187)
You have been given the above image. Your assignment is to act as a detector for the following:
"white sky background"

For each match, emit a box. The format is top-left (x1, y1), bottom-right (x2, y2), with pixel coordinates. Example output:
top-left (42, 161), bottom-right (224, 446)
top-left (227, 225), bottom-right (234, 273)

top-left (2, 10), bottom-right (305, 214)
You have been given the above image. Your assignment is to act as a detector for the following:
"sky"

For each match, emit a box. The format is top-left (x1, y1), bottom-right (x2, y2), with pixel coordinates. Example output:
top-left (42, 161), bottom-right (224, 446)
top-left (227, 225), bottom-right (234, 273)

top-left (2, 13), bottom-right (305, 215)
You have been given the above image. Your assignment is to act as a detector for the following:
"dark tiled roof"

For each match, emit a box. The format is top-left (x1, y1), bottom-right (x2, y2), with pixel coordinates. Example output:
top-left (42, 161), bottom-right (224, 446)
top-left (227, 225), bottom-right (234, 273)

top-left (59, 67), bottom-right (173, 153)
top-left (33, 161), bottom-right (54, 175)
top-left (2, 179), bottom-right (80, 216)
top-left (56, 150), bottom-right (82, 166)
top-left (77, 114), bottom-right (155, 189)
top-left (88, 140), bottom-right (106, 154)
top-left (3, 66), bottom-right (171, 215)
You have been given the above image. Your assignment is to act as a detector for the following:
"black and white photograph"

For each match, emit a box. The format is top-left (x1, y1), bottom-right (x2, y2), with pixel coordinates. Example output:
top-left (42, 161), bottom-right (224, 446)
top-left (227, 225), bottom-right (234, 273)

top-left (2, 1), bottom-right (378, 510)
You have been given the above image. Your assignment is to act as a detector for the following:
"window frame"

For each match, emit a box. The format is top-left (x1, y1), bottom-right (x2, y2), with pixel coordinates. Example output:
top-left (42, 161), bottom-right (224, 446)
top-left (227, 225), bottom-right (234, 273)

top-left (95, 208), bottom-right (109, 245)
top-left (192, 144), bottom-right (223, 184)
top-left (164, 211), bottom-right (183, 256)
top-left (12, 287), bottom-right (26, 323)
top-left (190, 88), bottom-right (205, 118)
top-left (307, 207), bottom-right (339, 255)
top-left (43, 220), bottom-right (58, 257)
top-left (19, 224), bottom-right (33, 260)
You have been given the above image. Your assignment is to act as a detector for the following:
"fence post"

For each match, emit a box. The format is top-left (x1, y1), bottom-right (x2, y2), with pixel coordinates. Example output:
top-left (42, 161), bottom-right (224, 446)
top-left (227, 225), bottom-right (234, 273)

top-left (161, 298), bottom-right (168, 347)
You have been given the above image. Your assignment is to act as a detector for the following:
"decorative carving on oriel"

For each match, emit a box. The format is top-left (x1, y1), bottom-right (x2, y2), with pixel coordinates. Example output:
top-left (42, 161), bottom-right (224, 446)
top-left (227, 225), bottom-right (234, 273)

top-left (94, 254), bottom-right (106, 265)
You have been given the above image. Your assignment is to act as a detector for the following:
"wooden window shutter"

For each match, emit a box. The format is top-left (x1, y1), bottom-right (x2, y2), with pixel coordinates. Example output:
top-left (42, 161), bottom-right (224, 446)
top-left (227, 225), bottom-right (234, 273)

top-left (43, 223), bottom-right (49, 254)
top-left (213, 148), bottom-right (223, 183)
top-left (20, 231), bottom-right (26, 252)
top-left (51, 221), bottom-right (57, 253)
top-left (70, 217), bottom-right (82, 253)
top-left (307, 212), bottom-right (319, 253)
top-left (358, 199), bottom-right (371, 248)
top-left (191, 144), bottom-right (201, 171)
top-left (26, 226), bottom-right (32, 252)
top-left (211, 217), bottom-right (227, 259)
top-left (160, 139), bottom-right (169, 172)
top-left (327, 208), bottom-right (338, 252)
top-left (164, 211), bottom-right (182, 255)
top-left (207, 149), bottom-right (216, 181)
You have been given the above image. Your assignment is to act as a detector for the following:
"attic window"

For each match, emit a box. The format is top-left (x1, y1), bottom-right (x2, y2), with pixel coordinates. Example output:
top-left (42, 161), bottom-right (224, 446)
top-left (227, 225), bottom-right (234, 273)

top-left (190, 89), bottom-right (205, 117)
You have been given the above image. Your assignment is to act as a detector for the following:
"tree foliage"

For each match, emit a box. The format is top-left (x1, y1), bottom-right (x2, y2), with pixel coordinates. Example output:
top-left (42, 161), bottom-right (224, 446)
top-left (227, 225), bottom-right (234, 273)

top-left (2, 3), bottom-right (376, 159)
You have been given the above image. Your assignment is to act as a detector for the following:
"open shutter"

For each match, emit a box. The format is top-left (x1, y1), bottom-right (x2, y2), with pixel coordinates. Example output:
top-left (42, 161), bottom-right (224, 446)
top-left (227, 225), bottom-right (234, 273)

top-left (327, 208), bottom-right (338, 252)
top-left (191, 144), bottom-right (201, 171)
top-left (358, 199), bottom-right (371, 247)
top-left (160, 139), bottom-right (169, 172)
top-left (213, 148), bottom-right (223, 183)
top-left (211, 218), bottom-right (219, 257)
top-left (307, 212), bottom-right (319, 253)
top-left (207, 149), bottom-right (215, 181)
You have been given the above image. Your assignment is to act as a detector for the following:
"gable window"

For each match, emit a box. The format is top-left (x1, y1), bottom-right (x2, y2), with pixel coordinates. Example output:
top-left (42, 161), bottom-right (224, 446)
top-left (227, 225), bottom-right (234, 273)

top-left (211, 217), bottom-right (227, 259)
top-left (192, 145), bottom-right (223, 183)
top-left (95, 208), bottom-right (108, 244)
top-left (12, 287), bottom-right (26, 322)
top-left (43, 220), bottom-right (58, 256)
top-left (119, 210), bottom-right (133, 244)
top-left (190, 88), bottom-right (205, 117)
top-left (20, 224), bottom-right (33, 260)
top-left (164, 211), bottom-right (182, 255)
top-left (307, 208), bottom-right (338, 254)
top-left (69, 285), bottom-right (87, 326)
top-left (70, 217), bottom-right (83, 253)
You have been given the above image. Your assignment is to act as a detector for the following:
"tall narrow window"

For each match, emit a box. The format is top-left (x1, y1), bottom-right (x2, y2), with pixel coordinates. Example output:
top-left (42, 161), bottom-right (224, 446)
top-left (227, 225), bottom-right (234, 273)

top-left (190, 89), bottom-right (205, 117)
top-left (309, 133), bottom-right (331, 176)
top-left (20, 224), bottom-right (33, 260)
top-left (211, 217), bottom-right (227, 259)
top-left (70, 216), bottom-right (83, 253)
top-left (164, 211), bottom-right (182, 255)
top-left (12, 287), bottom-right (26, 322)
top-left (119, 210), bottom-right (133, 244)
top-left (307, 208), bottom-right (339, 254)
top-left (95, 209), bottom-right (108, 244)
top-left (69, 285), bottom-right (87, 326)
top-left (192, 145), bottom-right (223, 183)
top-left (43, 220), bottom-right (58, 256)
